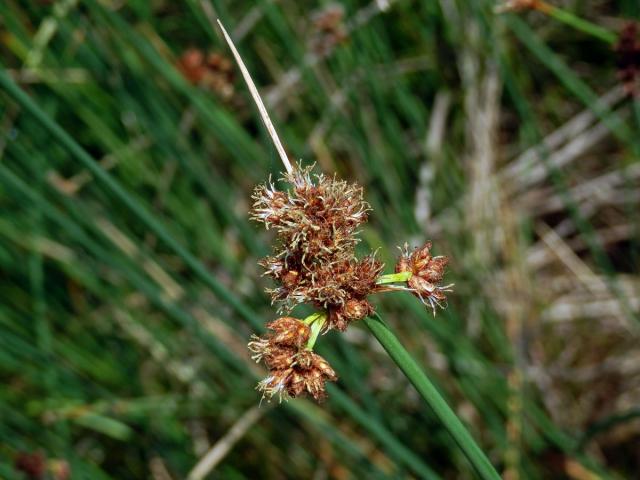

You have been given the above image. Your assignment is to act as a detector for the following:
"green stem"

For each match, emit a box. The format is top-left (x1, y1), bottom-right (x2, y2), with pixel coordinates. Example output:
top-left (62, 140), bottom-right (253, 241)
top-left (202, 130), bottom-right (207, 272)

top-left (376, 271), bottom-right (412, 284)
top-left (302, 312), bottom-right (323, 325)
top-left (363, 314), bottom-right (500, 480)
top-left (542, 3), bottom-right (617, 45)
top-left (305, 313), bottom-right (327, 350)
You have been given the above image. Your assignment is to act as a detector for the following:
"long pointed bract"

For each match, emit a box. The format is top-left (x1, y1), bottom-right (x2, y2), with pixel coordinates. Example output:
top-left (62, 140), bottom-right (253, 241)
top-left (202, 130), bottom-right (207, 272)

top-left (217, 19), bottom-right (294, 174)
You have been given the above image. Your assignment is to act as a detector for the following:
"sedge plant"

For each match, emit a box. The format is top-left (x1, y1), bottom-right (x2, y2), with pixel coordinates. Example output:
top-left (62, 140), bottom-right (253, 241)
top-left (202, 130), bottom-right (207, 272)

top-left (217, 21), bottom-right (500, 480)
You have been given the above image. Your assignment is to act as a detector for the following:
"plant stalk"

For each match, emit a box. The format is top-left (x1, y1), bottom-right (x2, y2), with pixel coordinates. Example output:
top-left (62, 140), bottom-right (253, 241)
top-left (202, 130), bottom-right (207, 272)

top-left (363, 314), bottom-right (501, 480)
top-left (376, 271), bottom-right (412, 284)
top-left (305, 313), bottom-right (327, 350)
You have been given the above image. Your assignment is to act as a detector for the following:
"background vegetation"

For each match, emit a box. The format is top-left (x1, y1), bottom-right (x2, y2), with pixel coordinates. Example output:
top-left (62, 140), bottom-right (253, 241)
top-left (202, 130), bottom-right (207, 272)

top-left (1, 0), bottom-right (639, 478)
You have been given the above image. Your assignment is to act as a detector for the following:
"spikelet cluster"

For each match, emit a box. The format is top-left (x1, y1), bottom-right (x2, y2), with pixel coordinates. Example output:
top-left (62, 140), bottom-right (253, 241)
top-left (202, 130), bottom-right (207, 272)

top-left (217, 16), bottom-right (453, 404)
top-left (251, 165), bottom-right (382, 331)
top-left (248, 317), bottom-right (337, 401)
top-left (177, 48), bottom-right (235, 99)
top-left (395, 242), bottom-right (453, 314)
top-left (309, 3), bottom-right (348, 55)
top-left (249, 166), bottom-right (452, 403)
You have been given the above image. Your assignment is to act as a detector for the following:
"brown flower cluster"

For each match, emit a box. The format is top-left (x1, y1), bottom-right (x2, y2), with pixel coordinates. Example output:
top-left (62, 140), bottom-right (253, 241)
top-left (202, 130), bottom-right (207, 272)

top-left (309, 3), bottom-right (348, 55)
top-left (214, 13), bottom-right (453, 405)
top-left (14, 451), bottom-right (70, 480)
top-left (252, 166), bottom-right (382, 331)
top-left (248, 317), bottom-right (337, 401)
top-left (249, 167), bottom-right (451, 403)
top-left (615, 22), bottom-right (640, 97)
top-left (395, 242), bottom-right (452, 314)
top-left (177, 48), bottom-right (235, 99)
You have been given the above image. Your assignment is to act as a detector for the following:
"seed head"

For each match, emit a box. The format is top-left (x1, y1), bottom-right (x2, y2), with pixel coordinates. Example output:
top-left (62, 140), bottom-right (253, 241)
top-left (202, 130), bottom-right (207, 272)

top-left (177, 49), bottom-right (235, 99)
top-left (251, 166), bottom-right (369, 262)
top-left (266, 317), bottom-right (311, 347)
top-left (310, 3), bottom-right (348, 55)
top-left (344, 298), bottom-right (374, 320)
top-left (252, 166), bottom-right (381, 324)
top-left (396, 242), bottom-right (453, 314)
top-left (327, 297), bottom-right (374, 331)
top-left (256, 351), bottom-right (337, 402)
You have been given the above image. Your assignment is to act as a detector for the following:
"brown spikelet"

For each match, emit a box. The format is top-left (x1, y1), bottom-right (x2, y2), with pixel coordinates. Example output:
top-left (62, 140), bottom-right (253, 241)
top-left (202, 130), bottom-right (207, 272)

top-left (309, 3), bottom-right (348, 55)
top-left (177, 48), bottom-right (235, 99)
top-left (396, 243), bottom-right (453, 314)
top-left (266, 317), bottom-right (311, 347)
top-left (254, 346), bottom-right (338, 402)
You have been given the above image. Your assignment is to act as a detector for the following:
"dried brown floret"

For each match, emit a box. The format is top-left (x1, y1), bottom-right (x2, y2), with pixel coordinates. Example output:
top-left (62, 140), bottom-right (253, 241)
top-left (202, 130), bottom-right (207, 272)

top-left (256, 350), bottom-right (337, 402)
top-left (177, 48), bottom-right (235, 99)
top-left (266, 317), bottom-right (311, 347)
top-left (264, 345), bottom-right (298, 370)
top-left (248, 316), bottom-right (311, 362)
top-left (264, 254), bottom-right (382, 319)
top-left (350, 255), bottom-right (384, 296)
top-left (251, 166), bottom-right (369, 263)
top-left (252, 166), bottom-right (377, 320)
top-left (310, 3), bottom-right (348, 55)
top-left (327, 297), bottom-right (374, 331)
top-left (248, 334), bottom-right (294, 368)
top-left (396, 242), bottom-right (453, 314)
top-left (343, 297), bottom-right (374, 321)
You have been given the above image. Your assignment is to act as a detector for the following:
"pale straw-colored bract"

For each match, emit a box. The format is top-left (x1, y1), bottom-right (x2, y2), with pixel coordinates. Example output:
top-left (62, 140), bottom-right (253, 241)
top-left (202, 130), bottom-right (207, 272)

top-left (217, 20), bottom-right (294, 175)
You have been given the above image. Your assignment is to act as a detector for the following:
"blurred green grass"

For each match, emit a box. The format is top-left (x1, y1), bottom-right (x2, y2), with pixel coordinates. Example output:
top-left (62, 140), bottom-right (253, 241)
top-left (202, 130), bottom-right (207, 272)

top-left (1, 0), bottom-right (639, 479)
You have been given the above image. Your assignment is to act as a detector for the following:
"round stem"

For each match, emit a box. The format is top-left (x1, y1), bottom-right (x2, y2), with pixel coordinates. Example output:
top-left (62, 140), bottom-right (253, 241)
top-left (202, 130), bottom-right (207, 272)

top-left (376, 271), bottom-right (412, 285)
top-left (364, 314), bottom-right (500, 480)
top-left (302, 312), bottom-right (323, 325)
top-left (305, 313), bottom-right (327, 350)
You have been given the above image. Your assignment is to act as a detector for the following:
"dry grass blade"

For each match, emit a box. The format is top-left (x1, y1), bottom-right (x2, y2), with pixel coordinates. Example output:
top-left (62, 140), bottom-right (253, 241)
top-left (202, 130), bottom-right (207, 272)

top-left (187, 406), bottom-right (265, 480)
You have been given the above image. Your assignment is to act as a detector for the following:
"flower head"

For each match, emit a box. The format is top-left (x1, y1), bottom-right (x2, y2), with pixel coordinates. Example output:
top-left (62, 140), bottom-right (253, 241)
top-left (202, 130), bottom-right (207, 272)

top-left (251, 166), bottom-right (369, 261)
top-left (310, 3), bottom-right (348, 55)
top-left (256, 350), bottom-right (337, 402)
top-left (249, 315), bottom-right (338, 402)
top-left (396, 242), bottom-right (453, 314)
top-left (219, 21), bottom-right (456, 406)
top-left (248, 316), bottom-right (311, 364)
top-left (252, 166), bottom-right (381, 329)
top-left (265, 316), bottom-right (311, 347)
top-left (177, 49), bottom-right (235, 99)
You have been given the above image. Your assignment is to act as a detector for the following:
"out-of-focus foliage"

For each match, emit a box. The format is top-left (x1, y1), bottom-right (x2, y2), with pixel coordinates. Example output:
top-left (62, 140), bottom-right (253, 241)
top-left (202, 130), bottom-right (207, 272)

top-left (1, 0), bottom-right (639, 478)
